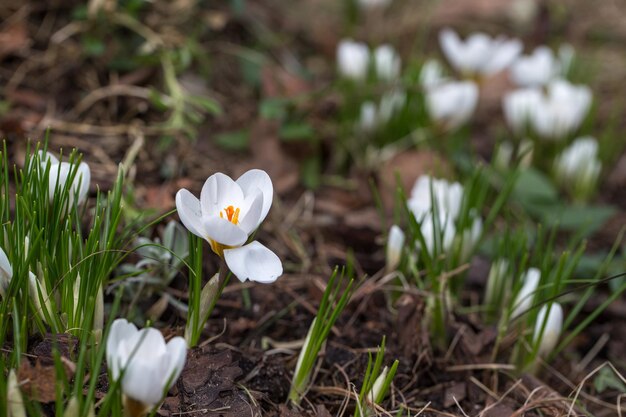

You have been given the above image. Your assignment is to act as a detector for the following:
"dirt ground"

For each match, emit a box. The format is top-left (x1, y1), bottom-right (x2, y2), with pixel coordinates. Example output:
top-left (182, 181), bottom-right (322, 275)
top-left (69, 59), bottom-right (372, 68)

top-left (1, 0), bottom-right (626, 415)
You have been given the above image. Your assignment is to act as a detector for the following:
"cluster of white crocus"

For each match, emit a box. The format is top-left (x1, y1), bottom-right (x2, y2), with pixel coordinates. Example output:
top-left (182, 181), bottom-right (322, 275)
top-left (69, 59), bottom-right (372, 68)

top-left (533, 302), bottom-right (563, 358)
top-left (503, 79), bottom-right (592, 140)
top-left (407, 175), bottom-right (481, 257)
top-left (509, 45), bottom-right (574, 88)
top-left (553, 136), bottom-right (601, 201)
top-left (0, 247), bottom-right (12, 297)
top-left (106, 319), bottom-right (187, 416)
top-left (439, 28), bottom-right (522, 78)
top-left (337, 39), bottom-right (401, 82)
top-left (39, 150), bottom-right (91, 206)
top-left (357, 89), bottom-right (406, 132)
top-left (176, 169), bottom-right (283, 283)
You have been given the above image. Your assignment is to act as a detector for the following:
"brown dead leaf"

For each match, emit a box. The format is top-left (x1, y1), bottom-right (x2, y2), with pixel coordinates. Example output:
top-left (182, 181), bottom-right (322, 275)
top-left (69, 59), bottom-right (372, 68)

top-left (18, 359), bottom-right (75, 403)
top-left (396, 294), bottom-right (431, 359)
top-left (262, 64), bottom-right (311, 99)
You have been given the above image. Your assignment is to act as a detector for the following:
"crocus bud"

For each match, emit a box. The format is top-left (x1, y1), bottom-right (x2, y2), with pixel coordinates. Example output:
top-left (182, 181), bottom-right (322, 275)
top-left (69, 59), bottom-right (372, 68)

top-left (493, 141), bottom-right (514, 171)
top-left (484, 259), bottom-right (509, 309)
top-left (7, 369), bottom-right (26, 417)
top-left (28, 271), bottom-right (52, 324)
top-left (290, 317), bottom-right (316, 401)
top-left (368, 365), bottom-right (389, 404)
top-left (377, 89), bottom-right (406, 124)
top-left (336, 39), bottom-right (370, 82)
top-left (511, 268), bottom-right (540, 319)
top-left (40, 151), bottom-right (91, 206)
top-left (185, 273), bottom-right (220, 345)
top-left (502, 88), bottom-right (542, 136)
top-left (373, 44), bottom-right (401, 81)
top-left (386, 225), bottom-right (405, 272)
top-left (358, 101), bottom-right (378, 133)
top-left (0, 247), bottom-right (12, 298)
top-left (553, 136), bottom-right (601, 202)
top-left (419, 59), bottom-right (448, 90)
top-left (106, 319), bottom-right (187, 417)
top-left (94, 284), bottom-right (104, 341)
top-left (533, 303), bottom-right (563, 357)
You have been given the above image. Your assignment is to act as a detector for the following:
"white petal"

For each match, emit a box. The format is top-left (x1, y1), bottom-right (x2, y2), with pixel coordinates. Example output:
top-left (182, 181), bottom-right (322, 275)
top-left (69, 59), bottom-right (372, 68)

top-left (175, 189), bottom-right (205, 238)
top-left (224, 241), bottom-right (283, 283)
top-left (106, 319), bottom-right (138, 380)
top-left (237, 190), bottom-right (264, 234)
top-left (200, 173), bottom-right (244, 218)
top-left (236, 169), bottom-right (274, 224)
top-left (0, 247), bottom-right (12, 283)
top-left (122, 351), bottom-right (169, 406)
top-left (203, 216), bottom-right (248, 246)
top-left (533, 303), bottom-right (563, 357)
top-left (164, 337), bottom-right (187, 391)
top-left (39, 150), bottom-right (59, 165)
top-left (75, 161), bottom-right (91, 205)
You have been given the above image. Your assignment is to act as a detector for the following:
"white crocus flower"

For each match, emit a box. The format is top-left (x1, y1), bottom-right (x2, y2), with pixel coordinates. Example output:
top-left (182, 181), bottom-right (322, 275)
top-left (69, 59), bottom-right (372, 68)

top-left (176, 170), bottom-right (283, 283)
top-left (106, 319), bottom-right (187, 416)
top-left (337, 39), bottom-right (370, 82)
top-left (532, 79), bottom-right (592, 140)
top-left (439, 28), bottom-right (522, 77)
top-left (419, 59), bottom-right (449, 90)
top-left (502, 88), bottom-right (542, 136)
top-left (374, 44), bottom-right (401, 81)
top-left (39, 151), bottom-right (91, 206)
top-left (510, 46), bottom-right (559, 87)
top-left (426, 81), bottom-right (478, 131)
top-left (0, 247), bottom-right (12, 297)
top-left (408, 175), bottom-right (464, 221)
top-left (553, 136), bottom-right (601, 201)
top-left (484, 259), bottom-right (509, 308)
top-left (533, 303), bottom-right (563, 357)
top-left (511, 268), bottom-right (541, 319)
top-left (419, 211), bottom-right (456, 255)
top-left (386, 225), bottom-right (405, 271)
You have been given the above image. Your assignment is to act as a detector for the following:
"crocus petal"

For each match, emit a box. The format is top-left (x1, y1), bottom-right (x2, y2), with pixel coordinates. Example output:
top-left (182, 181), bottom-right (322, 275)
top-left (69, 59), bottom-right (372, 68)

top-left (121, 352), bottom-right (170, 406)
top-left (200, 173), bottom-right (244, 218)
top-left (164, 337), bottom-right (187, 391)
top-left (533, 303), bottom-right (563, 357)
top-left (236, 169), bottom-right (274, 224)
top-left (39, 150), bottom-right (59, 165)
top-left (224, 241), bottom-right (283, 283)
top-left (76, 162), bottom-right (91, 204)
top-left (106, 319), bottom-right (138, 380)
top-left (175, 189), bottom-right (205, 238)
top-left (237, 190), bottom-right (264, 235)
top-left (203, 216), bottom-right (248, 247)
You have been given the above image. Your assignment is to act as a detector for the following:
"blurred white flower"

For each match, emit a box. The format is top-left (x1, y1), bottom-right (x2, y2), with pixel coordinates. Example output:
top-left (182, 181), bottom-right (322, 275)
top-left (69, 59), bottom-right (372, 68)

top-left (378, 89), bottom-right (406, 124)
top-left (176, 170), bottom-right (283, 283)
top-left (532, 79), bottom-right (592, 140)
top-left (425, 81), bottom-right (478, 131)
top-left (439, 28), bottom-right (522, 77)
top-left (358, 101), bottom-right (378, 132)
top-left (510, 46), bottom-right (559, 87)
top-left (386, 225), bottom-right (405, 271)
top-left (0, 247), bottom-right (12, 298)
top-left (408, 175), bottom-right (464, 221)
top-left (419, 59), bottom-right (449, 90)
top-left (106, 319), bottom-right (187, 415)
top-left (357, 0), bottom-right (392, 9)
top-left (553, 136), bottom-right (601, 201)
top-left (28, 270), bottom-right (53, 324)
top-left (511, 268), bottom-right (540, 319)
top-left (419, 211), bottom-right (456, 255)
top-left (337, 39), bottom-right (370, 81)
top-left (458, 215), bottom-right (482, 261)
top-left (40, 151), bottom-right (91, 206)
top-left (533, 303), bottom-right (563, 358)
top-left (374, 44), bottom-right (401, 81)
top-left (502, 88), bottom-right (542, 136)
top-left (493, 141), bottom-right (514, 171)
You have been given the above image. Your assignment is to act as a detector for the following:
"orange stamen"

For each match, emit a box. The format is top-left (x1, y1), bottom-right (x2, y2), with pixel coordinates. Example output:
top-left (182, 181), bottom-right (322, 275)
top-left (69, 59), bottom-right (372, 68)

top-left (220, 205), bottom-right (240, 225)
